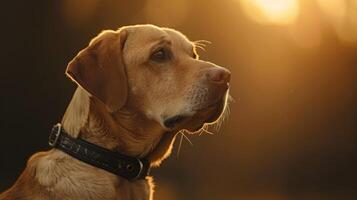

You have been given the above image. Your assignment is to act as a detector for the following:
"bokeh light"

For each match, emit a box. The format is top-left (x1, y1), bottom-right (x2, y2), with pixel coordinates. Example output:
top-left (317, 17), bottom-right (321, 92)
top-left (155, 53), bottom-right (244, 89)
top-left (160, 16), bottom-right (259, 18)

top-left (287, 3), bottom-right (323, 49)
top-left (239, 0), bottom-right (300, 25)
top-left (316, 0), bottom-right (357, 44)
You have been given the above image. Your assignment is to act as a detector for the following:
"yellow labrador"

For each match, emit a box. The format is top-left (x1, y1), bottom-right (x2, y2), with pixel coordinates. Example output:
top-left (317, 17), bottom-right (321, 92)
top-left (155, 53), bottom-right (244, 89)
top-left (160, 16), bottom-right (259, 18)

top-left (0, 24), bottom-right (230, 200)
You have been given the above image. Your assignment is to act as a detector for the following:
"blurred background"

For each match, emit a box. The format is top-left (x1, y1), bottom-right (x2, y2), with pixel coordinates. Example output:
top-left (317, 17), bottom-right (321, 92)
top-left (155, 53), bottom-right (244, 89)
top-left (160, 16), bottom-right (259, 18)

top-left (1, 0), bottom-right (357, 199)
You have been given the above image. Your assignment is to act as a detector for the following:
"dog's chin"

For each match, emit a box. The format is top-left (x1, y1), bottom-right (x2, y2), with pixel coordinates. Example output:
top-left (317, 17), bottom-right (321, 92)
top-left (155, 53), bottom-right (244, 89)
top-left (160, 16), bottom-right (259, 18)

top-left (184, 98), bottom-right (226, 133)
top-left (163, 93), bottom-right (228, 132)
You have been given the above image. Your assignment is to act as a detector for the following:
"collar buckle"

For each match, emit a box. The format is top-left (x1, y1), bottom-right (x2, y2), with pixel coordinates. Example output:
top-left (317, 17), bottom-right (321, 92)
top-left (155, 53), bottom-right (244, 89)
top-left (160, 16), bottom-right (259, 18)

top-left (131, 158), bottom-right (144, 180)
top-left (48, 123), bottom-right (61, 147)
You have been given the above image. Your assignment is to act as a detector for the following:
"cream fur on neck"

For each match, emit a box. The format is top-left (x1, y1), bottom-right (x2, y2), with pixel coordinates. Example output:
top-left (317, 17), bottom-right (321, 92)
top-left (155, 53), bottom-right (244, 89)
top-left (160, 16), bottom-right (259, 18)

top-left (61, 87), bottom-right (91, 138)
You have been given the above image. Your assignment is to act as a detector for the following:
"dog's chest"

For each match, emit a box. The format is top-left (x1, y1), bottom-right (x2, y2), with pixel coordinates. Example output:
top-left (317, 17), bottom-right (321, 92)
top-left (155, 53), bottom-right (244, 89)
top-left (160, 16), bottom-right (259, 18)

top-left (34, 152), bottom-right (151, 200)
top-left (39, 169), bottom-right (151, 200)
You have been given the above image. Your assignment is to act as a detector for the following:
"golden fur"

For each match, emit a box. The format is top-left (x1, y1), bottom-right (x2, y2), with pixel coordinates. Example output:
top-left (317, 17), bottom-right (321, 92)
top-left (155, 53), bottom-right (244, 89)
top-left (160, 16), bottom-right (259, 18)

top-left (0, 24), bottom-right (230, 200)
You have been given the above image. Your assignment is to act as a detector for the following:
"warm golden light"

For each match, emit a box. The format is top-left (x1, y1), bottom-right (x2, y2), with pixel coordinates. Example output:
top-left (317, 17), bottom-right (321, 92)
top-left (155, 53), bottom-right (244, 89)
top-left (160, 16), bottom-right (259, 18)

top-left (316, 0), bottom-right (346, 22)
top-left (144, 0), bottom-right (189, 26)
top-left (287, 6), bottom-right (323, 49)
top-left (240, 0), bottom-right (300, 25)
top-left (317, 0), bottom-right (357, 43)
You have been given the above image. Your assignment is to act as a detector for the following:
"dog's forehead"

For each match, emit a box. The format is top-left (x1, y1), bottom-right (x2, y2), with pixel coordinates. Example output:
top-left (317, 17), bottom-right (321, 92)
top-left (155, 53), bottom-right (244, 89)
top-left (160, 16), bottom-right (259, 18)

top-left (163, 28), bottom-right (193, 50)
top-left (126, 25), bottom-right (192, 50)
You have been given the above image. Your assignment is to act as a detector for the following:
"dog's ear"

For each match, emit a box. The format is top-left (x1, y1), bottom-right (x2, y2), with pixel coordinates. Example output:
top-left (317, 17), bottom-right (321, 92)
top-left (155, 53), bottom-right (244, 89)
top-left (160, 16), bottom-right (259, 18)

top-left (66, 29), bottom-right (128, 112)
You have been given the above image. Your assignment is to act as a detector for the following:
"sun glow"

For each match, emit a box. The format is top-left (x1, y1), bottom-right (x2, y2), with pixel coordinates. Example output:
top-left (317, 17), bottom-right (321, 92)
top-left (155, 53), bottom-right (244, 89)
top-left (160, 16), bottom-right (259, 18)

top-left (240, 0), bottom-right (300, 25)
top-left (316, 0), bottom-right (357, 43)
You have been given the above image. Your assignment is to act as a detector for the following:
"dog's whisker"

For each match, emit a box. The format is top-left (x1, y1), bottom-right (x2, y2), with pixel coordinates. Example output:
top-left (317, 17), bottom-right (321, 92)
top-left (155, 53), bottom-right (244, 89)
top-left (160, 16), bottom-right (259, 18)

top-left (181, 132), bottom-right (193, 146)
top-left (194, 43), bottom-right (207, 48)
top-left (176, 131), bottom-right (184, 157)
top-left (193, 40), bottom-right (212, 53)
top-left (194, 40), bottom-right (212, 45)
top-left (197, 129), bottom-right (202, 136)
top-left (202, 128), bottom-right (215, 135)
top-left (198, 129), bottom-right (205, 136)
top-left (195, 45), bottom-right (206, 52)
top-left (176, 130), bottom-right (194, 157)
top-left (203, 94), bottom-right (231, 135)
top-left (199, 124), bottom-right (209, 136)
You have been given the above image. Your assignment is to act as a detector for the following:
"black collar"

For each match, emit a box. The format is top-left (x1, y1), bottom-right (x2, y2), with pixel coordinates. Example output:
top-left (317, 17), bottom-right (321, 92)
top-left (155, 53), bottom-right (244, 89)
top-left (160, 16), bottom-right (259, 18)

top-left (48, 123), bottom-right (150, 181)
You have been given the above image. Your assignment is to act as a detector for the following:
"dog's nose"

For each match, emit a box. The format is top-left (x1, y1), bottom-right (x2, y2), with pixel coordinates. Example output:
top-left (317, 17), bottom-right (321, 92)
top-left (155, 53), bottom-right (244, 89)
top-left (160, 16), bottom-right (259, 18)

top-left (206, 67), bottom-right (231, 84)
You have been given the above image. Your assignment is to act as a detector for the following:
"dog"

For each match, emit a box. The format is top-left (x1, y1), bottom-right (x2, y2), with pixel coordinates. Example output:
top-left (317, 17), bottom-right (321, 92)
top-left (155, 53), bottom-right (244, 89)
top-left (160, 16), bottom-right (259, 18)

top-left (0, 24), bottom-right (231, 200)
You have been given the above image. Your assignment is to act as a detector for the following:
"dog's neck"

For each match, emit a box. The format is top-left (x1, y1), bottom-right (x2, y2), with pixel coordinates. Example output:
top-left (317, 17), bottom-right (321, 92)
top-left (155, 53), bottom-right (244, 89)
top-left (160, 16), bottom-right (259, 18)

top-left (61, 87), bottom-right (176, 166)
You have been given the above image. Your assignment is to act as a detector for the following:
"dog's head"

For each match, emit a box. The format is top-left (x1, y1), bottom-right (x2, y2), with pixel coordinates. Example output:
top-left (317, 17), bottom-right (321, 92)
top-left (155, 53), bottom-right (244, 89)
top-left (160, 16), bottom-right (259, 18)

top-left (66, 24), bottom-right (230, 134)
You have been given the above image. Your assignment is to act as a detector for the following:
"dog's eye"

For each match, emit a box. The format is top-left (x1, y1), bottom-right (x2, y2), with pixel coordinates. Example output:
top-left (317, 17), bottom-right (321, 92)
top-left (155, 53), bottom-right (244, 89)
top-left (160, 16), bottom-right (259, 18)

top-left (151, 48), bottom-right (170, 62)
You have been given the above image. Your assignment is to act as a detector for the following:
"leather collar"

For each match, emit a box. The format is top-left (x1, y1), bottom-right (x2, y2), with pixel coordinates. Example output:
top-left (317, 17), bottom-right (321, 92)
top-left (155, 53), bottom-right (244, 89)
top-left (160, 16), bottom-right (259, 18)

top-left (48, 123), bottom-right (150, 181)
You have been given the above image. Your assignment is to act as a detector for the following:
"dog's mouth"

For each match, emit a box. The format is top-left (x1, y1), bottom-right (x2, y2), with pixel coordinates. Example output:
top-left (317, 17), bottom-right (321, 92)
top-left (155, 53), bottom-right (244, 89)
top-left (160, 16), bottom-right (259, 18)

top-left (163, 115), bottom-right (188, 129)
top-left (163, 92), bottom-right (229, 131)
top-left (162, 101), bottom-right (220, 130)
